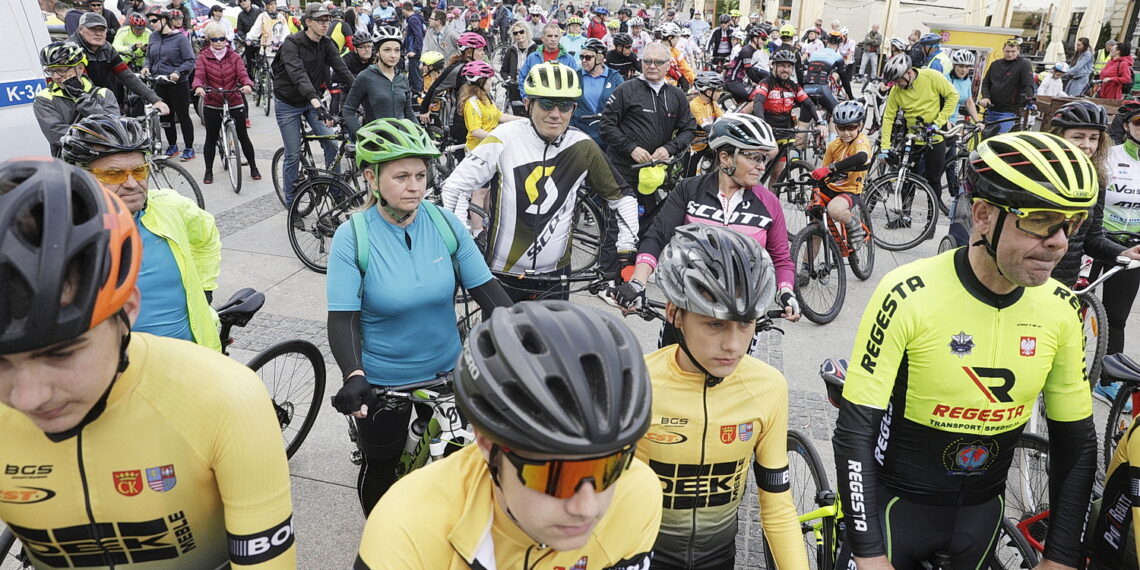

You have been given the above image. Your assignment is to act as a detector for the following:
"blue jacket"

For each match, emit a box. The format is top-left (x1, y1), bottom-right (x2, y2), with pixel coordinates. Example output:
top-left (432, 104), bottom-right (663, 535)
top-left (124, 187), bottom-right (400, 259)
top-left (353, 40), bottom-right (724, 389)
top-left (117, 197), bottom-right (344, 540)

top-left (404, 12), bottom-right (425, 54)
top-left (572, 66), bottom-right (623, 148)
top-left (518, 49), bottom-right (580, 97)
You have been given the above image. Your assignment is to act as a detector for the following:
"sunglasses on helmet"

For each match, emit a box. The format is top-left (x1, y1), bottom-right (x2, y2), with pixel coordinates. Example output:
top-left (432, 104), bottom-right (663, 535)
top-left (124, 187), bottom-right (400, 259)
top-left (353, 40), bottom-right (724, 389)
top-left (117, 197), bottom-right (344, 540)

top-left (498, 445), bottom-right (635, 499)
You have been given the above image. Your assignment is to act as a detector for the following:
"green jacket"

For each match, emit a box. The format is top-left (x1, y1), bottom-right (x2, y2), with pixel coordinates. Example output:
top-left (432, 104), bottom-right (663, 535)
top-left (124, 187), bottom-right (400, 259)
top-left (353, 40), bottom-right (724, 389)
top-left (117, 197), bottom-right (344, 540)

top-left (113, 27), bottom-right (151, 69)
top-left (880, 67), bottom-right (959, 146)
top-left (138, 188), bottom-right (223, 351)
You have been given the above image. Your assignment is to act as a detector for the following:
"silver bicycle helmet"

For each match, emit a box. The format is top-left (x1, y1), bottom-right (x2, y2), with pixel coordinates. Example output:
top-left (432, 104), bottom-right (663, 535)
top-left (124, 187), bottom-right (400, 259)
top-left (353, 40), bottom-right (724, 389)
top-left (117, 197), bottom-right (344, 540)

top-left (832, 100), bottom-right (866, 126)
top-left (455, 301), bottom-right (651, 455)
top-left (372, 25), bottom-right (402, 46)
top-left (657, 224), bottom-right (778, 322)
top-left (881, 53), bottom-right (912, 83)
top-left (950, 49), bottom-right (975, 66)
top-left (694, 71), bottom-right (724, 92)
top-left (708, 113), bottom-right (777, 152)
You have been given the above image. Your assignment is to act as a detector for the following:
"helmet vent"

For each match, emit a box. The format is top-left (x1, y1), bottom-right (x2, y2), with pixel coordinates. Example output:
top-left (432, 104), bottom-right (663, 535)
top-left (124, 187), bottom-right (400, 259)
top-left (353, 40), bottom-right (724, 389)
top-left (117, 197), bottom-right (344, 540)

top-left (518, 325), bottom-right (546, 355)
top-left (1, 264), bottom-right (33, 321)
top-left (475, 329), bottom-right (497, 358)
top-left (545, 374), bottom-right (583, 429)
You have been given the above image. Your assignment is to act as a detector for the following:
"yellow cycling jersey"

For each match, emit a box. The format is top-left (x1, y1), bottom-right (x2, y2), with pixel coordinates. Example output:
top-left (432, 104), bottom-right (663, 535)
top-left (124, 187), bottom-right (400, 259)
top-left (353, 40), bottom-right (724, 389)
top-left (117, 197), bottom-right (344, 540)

top-left (821, 133), bottom-right (871, 195)
top-left (0, 334), bottom-right (295, 569)
top-left (636, 346), bottom-right (807, 570)
top-left (356, 445), bottom-right (662, 569)
top-left (1088, 416), bottom-right (1140, 569)
top-left (689, 96), bottom-right (723, 153)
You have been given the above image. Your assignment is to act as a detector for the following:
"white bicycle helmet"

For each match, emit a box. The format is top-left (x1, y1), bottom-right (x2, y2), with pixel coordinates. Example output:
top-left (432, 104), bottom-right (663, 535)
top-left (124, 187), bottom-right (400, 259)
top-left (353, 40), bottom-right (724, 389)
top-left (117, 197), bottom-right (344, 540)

top-left (372, 25), bottom-right (402, 46)
top-left (658, 22), bottom-right (681, 38)
top-left (528, 4), bottom-right (543, 15)
top-left (629, 16), bottom-right (644, 27)
top-left (1052, 61), bottom-right (1070, 73)
top-left (950, 49), bottom-right (976, 66)
top-left (708, 113), bottom-right (777, 152)
top-left (889, 37), bottom-right (906, 51)
top-left (694, 71), bottom-right (724, 92)
top-left (731, 29), bottom-right (747, 42)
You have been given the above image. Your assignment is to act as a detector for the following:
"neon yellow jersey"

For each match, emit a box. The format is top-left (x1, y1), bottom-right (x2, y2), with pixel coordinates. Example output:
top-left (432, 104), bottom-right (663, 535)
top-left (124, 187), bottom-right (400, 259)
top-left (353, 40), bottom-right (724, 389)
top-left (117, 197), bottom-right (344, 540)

top-left (356, 445), bottom-right (662, 569)
top-left (879, 67), bottom-right (959, 147)
top-left (1088, 416), bottom-right (1140, 568)
top-left (0, 334), bottom-right (295, 569)
top-left (636, 346), bottom-right (808, 570)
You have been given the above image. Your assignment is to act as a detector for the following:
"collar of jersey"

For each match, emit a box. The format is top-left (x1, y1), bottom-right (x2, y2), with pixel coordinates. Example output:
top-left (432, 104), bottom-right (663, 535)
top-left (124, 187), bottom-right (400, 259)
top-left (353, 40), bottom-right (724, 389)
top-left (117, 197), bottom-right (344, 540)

top-left (665, 344), bottom-right (741, 387)
top-left (953, 246), bottom-right (1025, 309)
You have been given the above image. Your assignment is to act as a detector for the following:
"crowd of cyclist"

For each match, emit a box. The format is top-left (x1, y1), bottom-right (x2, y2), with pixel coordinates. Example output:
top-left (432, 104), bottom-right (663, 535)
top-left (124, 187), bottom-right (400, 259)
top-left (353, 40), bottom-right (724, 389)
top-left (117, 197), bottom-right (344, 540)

top-left (11, 0), bottom-right (1140, 568)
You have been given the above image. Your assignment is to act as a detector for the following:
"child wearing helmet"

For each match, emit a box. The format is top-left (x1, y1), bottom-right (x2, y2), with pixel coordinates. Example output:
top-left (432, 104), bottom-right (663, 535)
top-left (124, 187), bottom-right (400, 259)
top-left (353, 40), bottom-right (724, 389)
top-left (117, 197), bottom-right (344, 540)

top-left (459, 60), bottom-right (521, 151)
top-left (1038, 61), bottom-right (1068, 97)
top-left (810, 100), bottom-right (873, 244)
top-left (688, 71), bottom-right (725, 167)
top-left (418, 50), bottom-right (445, 97)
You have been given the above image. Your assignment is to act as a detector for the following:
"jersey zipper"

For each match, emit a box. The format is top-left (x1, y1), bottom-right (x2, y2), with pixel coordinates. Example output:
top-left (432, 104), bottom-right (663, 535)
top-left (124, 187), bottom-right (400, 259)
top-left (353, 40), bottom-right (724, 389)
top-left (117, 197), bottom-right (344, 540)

top-left (76, 432), bottom-right (115, 567)
top-left (687, 382), bottom-right (711, 568)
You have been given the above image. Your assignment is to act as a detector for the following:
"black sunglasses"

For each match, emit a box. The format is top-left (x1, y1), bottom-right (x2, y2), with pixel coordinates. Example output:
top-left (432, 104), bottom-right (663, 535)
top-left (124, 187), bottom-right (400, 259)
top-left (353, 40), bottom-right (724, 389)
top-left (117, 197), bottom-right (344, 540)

top-left (209, 36), bottom-right (227, 42)
top-left (534, 98), bottom-right (575, 112)
top-left (512, 30), bottom-right (526, 35)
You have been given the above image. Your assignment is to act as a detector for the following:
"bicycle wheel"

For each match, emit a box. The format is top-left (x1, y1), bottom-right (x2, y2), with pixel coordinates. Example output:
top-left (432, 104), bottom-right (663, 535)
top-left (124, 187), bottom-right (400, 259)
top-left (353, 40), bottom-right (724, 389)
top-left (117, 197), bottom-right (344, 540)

top-left (847, 202), bottom-right (875, 281)
top-left (263, 73), bottom-right (273, 117)
top-left (287, 177), bottom-right (362, 273)
top-left (246, 339), bottom-right (326, 459)
top-left (988, 517), bottom-right (1040, 569)
top-left (777, 160), bottom-right (814, 240)
top-left (937, 235), bottom-right (956, 253)
top-left (778, 430), bottom-right (836, 570)
top-left (569, 196), bottom-right (607, 276)
top-left (1080, 293), bottom-right (1109, 387)
top-left (272, 147), bottom-right (287, 205)
top-left (455, 287), bottom-right (483, 343)
top-left (792, 224), bottom-right (846, 324)
top-left (1104, 382), bottom-right (1138, 472)
top-left (862, 172), bottom-right (939, 251)
top-left (1004, 433), bottom-right (1050, 528)
top-left (150, 158), bottom-right (205, 210)
top-left (223, 120), bottom-right (242, 193)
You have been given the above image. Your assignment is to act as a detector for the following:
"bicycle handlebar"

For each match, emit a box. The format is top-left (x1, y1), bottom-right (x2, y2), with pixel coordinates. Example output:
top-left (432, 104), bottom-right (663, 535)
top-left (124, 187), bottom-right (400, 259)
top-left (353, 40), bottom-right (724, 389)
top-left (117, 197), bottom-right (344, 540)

top-left (368, 373), bottom-right (454, 400)
top-left (1073, 254), bottom-right (1140, 295)
top-left (632, 155), bottom-right (681, 169)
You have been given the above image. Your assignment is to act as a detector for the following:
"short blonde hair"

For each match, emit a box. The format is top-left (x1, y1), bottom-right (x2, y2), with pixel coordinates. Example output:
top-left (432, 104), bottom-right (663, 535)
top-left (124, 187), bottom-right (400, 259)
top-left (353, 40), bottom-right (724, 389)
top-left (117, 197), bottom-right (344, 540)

top-left (510, 22), bottom-right (530, 42)
top-left (204, 22), bottom-right (227, 39)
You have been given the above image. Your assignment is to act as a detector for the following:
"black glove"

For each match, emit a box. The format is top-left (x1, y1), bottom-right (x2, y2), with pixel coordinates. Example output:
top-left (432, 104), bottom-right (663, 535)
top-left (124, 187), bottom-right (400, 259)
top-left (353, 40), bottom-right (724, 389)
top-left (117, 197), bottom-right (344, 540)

top-left (60, 76), bottom-right (86, 99)
top-left (614, 279), bottom-right (646, 310)
top-left (315, 105), bottom-right (333, 123)
top-left (331, 374), bottom-right (378, 415)
top-left (618, 250), bottom-right (637, 269)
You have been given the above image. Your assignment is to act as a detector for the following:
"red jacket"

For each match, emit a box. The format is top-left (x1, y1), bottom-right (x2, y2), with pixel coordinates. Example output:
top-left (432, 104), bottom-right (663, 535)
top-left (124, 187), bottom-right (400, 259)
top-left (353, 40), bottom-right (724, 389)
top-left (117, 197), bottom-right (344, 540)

top-left (587, 18), bottom-right (607, 39)
top-left (1098, 55), bottom-right (1134, 99)
top-left (192, 46), bottom-right (253, 108)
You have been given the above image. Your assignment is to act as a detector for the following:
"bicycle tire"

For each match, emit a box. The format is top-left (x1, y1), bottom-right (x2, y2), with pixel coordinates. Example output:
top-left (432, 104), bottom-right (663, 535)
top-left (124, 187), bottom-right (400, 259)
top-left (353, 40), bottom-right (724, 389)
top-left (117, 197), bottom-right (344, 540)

top-left (862, 172), bottom-right (939, 251)
top-left (847, 202), bottom-right (875, 281)
top-left (1080, 292), bottom-right (1109, 387)
top-left (1004, 432), bottom-right (1050, 527)
top-left (272, 147), bottom-right (287, 205)
top-left (777, 160), bottom-right (814, 240)
top-left (1104, 382), bottom-right (1137, 472)
top-left (246, 339), bottom-right (326, 459)
top-left (263, 76), bottom-right (273, 117)
top-left (454, 288), bottom-right (483, 343)
top-left (988, 517), bottom-right (1040, 569)
top-left (223, 120), bottom-right (243, 193)
top-left (569, 195), bottom-right (607, 276)
top-left (150, 158), bottom-right (205, 210)
top-left (287, 177), bottom-right (362, 273)
top-left (792, 224), bottom-right (846, 324)
top-left (937, 235), bottom-right (956, 254)
top-left (782, 430), bottom-right (836, 570)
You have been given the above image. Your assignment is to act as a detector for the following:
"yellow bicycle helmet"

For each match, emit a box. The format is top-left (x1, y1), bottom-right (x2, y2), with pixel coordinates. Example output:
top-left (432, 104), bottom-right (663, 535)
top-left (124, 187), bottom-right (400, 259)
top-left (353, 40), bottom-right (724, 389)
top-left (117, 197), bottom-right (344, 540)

top-left (420, 50), bottom-right (445, 68)
top-left (779, 24), bottom-right (796, 38)
top-left (524, 62), bottom-right (582, 99)
top-left (967, 132), bottom-right (1096, 212)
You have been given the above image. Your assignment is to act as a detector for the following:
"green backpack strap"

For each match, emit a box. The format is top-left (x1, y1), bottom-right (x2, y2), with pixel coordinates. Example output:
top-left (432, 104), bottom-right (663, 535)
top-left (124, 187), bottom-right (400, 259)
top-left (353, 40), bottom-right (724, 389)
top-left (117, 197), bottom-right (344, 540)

top-left (351, 212), bottom-right (369, 298)
top-left (421, 201), bottom-right (462, 284)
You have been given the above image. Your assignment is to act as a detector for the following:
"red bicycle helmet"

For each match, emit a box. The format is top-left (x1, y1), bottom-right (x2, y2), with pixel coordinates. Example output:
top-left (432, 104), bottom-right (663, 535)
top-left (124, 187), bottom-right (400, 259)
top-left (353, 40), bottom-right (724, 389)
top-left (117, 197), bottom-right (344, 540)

top-left (0, 158), bottom-right (141, 353)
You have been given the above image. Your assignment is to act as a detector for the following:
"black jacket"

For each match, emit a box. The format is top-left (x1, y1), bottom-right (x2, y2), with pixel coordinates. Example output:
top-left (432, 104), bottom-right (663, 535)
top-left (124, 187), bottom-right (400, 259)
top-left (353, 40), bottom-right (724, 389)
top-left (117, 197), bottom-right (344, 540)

top-left (1052, 187), bottom-right (1125, 287)
top-left (237, 6), bottom-right (261, 37)
top-left (70, 32), bottom-right (159, 108)
top-left (272, 31), bottom-right (354, 107)
top-left (599, 77), bottom-right (698, 178)
top-left (343, 52), bottom-right (371, 76)
top-left (605, 48), bottom-right (640, 80)
top-left (981, 57), bottom-right (1035, 113)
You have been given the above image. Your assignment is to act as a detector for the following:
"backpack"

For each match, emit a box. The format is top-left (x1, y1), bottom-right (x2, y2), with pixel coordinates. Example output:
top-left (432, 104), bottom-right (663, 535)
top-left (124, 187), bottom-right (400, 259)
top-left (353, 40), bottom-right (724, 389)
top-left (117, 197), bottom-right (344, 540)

top-left (350, 201), bottom-right (461, 298)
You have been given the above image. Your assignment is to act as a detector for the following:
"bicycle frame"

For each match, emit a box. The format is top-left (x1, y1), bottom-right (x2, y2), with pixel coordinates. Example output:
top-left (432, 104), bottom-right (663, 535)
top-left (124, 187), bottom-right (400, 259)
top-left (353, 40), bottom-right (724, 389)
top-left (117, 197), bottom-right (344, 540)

top-left (394, 385), bottom-right (474, 477)
top-left (806, 188), bottom-right (857, 258)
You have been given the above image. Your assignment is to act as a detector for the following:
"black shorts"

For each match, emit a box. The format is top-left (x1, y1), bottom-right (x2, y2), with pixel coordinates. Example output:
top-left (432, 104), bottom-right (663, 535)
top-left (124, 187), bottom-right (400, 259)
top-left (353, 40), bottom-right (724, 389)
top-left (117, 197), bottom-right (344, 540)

top-left (820, 186), bottom-right (860, 209)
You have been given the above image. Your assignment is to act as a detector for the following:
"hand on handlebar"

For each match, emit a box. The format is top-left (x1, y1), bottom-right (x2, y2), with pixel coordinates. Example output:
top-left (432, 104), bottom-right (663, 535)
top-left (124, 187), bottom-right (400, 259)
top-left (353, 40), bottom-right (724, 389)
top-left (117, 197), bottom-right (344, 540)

top-left (650, 147), bottom-right (671, 161)
top-left (810, 166), bottom-right (831, 181)
top-left (779, 288), bottom-right (801, 322)
top-left (331, 374), bottom-right (379, 417)
top-left (154, 101), bottom-right (171, 115)
top-left (194, 87), bottom-right (205, 97)
top-left (614, 280), bottom-right (646, 312)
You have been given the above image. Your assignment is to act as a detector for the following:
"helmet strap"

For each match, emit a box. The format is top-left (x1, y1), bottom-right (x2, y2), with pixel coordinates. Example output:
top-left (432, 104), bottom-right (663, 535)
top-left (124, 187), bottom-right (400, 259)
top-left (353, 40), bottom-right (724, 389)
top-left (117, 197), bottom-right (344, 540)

top-left (971, 208), bottom-right (1014, 281)
top-left (370, 165), bottom-right (415, 223)
top-left (670, 312), bottom-right (725, 388)
top-left (719, 149), bottom-right (738, 176)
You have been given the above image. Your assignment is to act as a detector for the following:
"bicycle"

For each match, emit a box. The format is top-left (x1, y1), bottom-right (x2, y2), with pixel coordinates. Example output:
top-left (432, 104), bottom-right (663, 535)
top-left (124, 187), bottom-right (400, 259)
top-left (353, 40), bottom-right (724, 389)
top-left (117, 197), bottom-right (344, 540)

top-left (287, 174), bottom-right (366, 273)
top-left (1080, 232), bottom-right (1140, 385)
top-left (272, 115), bottom-right (362, 207)
top-left (215, 288), bottom-right (325, 459)
top-left (139, 102), bottom-right (205, 209)
top-left (201, 87), bottom-right (245, 193)
top-left (861, 119), bottom-right (943, 251)
top-left (776, 173), bottom-right (874, 325)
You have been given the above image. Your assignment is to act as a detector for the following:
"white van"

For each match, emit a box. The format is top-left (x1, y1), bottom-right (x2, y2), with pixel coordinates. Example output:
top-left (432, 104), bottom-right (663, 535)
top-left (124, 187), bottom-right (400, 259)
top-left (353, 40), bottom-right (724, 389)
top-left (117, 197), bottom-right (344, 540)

top-left (0, 1), bottom-right (52, 159)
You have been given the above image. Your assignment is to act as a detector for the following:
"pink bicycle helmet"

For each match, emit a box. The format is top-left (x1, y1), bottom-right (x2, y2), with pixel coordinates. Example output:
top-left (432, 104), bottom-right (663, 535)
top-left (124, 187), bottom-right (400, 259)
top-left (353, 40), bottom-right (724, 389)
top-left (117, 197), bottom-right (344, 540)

top-left (457, 31), bottom-right (488, 49)
top-left (461, 60), bottom-right (496, 80)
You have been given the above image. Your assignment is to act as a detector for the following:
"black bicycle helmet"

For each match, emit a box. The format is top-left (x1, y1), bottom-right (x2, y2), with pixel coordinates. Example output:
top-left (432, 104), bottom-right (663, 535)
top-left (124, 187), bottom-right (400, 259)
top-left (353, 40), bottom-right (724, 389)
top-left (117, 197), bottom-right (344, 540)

top-left (746, 23), bottom-right (767, 39)
top-left (583, 38), bottom-right (607, 54)
top-left (771, 49), bottom-right (797, 65)
top-left (60, 114), bottom-right (151, 167)
top-left (1116, 100), bottom-right (1140, 123)
top-left (694, 71), bottom-right (724, 92)
top-left (657, 224), bottom-right (777, 322)
top-left (456, 300), bottom-right (651, 455)
top-left (0, 158), bottom-right (142, 353)
top-left (40, 41), bottom-right (87, 68)
top-left (612, 33), bottom-right (633, 47)
top-left (832, 100), bottom-right (866, 126)
top-left (352, 30), bottom-right (374, 46)
top-left (1050, 100), bottom-right (1107, 131)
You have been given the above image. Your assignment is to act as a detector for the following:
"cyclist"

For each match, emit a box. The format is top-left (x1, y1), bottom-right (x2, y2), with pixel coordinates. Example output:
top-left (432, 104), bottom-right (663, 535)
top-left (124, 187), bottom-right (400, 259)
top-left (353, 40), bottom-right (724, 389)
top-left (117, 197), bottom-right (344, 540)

top-left (746, 49), bottom-right (819, 184)
top-left (571, 38), bottom-right (623, 150)
top-left (878, 53), bottom-right (959, 218)
top-left (273, 2), bottom-right (355, 207)
top-left (340, 26), bottom-right (415, 139)
top-left (459, 60), bottom-right (522, 151)
top-left (60, 115), bottom-right (223, 351)
top-left (142, 8), bottom-right (197, 161)
top-left (834, 132), bottom-right (1098, 570)
top-left (617, 113), bottom-right (800, 328)
top-left (633, 225), bottom-right (808, 570)
top-left (802, 30), bottom-right (846, 117)
top-left (112, 12), bottom-right (151, 70)
top-left (236, 0), bottom-right (261, 71)
top-left (355, 300), bottom-right (660, 568)
top-left (1088, 413), bottom-right (1140, 568)
top-left (707, 14), bottom-right (734, 69)
top-left (327, 118), bottom-right (511, 515)
top-left (606, 32), bottom-right (640, 80)
top-left (809, 100), bottom-right (872, 244)
top-left (342, 31), bottom-right (375, 76)
top-left (443, 62), bottom-right (640, 301)
top-left (518, 22), bottom-right (580, 98)
top-left (34, 41), bottom-right (121, 158)
top-left (560, 15), bottom-right (587, 58)
top-left (915, 32), bottom-right (950, 72)
top-left (629, 16), bottom-right (651, 54)
top-left (499, 23), bottom-right (534, 114)
top-left (724, 23), bottom-right (770, 105)
top-left (0, 158), bottom-right (294, 568)
top-left (420, 50), bottom-right (446, 96)
top-left (192, 23), bottom-right (259, 185)
top-left (688, 71), bottom-right (725, 170)
top-left (419, 31), bottom-right (488, 128)
top-left (70, 10), bottom-right (169, 118)
top-left (657, 22), bottom-right (695, 91)
top-left (978, 38), bottom-right (1035, 137)
top-left (248, 0), bottom-right (297, 62)
top-left (943, 49), bottom-right (981, 198)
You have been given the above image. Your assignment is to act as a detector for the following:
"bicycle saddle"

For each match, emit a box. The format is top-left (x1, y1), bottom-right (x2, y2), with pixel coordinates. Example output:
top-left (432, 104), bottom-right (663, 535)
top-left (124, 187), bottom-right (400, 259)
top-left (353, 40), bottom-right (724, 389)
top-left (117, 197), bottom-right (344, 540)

top-left (215, 288), bottom-right (266, 327)
top-left (1103, 353), bottom-right (1140, 385)
top-left (819, 357), bottom-right (847, 408)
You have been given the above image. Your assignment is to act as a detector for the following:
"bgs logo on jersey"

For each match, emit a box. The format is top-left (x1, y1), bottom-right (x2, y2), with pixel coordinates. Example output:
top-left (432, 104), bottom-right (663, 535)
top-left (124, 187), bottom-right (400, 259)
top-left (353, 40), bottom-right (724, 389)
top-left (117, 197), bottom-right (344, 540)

top-left (941, 438), bottom-right (999, 475)
top-left (949, 331), bottom-right (975, 358)
top-left (114, 470), bottom-right (143, 497)
top-left (1020, 336), bottom-right (1037, 357)
top-left (147, 464), bottom-right (177, 493)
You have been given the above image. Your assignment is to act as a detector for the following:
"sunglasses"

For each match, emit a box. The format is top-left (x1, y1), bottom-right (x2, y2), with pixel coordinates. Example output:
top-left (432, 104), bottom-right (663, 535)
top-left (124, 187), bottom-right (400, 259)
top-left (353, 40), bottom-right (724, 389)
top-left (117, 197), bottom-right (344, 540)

top-left (737, 150), bottom-right (768, 163)
top-left (499, 445), bottom-right (634, 499)
top-left (148, 18), bottom-right (159, 23)
top-left (983, 200), bottom-right (1088, 238)
top-left (88, 164), bottom-right (150, 185)
top-left (1128, 116), bottom-right (1140, 127)
top-left (512, 30), bottom-right (526, 35)
top-left (580, 53), bottom-right (595, 60)
top-left (835, 123), bottom-right (861, 132)
top-left (642, 58), bottom-right (669, 67)
top-left (534, 98), bottom-right (575, 112)
top-left (209, 36), bottom-right (227, 42)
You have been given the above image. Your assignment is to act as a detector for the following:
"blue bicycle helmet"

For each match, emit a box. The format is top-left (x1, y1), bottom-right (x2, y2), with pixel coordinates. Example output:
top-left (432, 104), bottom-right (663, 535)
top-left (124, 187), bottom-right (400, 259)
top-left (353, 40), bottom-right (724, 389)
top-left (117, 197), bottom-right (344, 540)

top-left (918, 32), bottom-right (941, 46)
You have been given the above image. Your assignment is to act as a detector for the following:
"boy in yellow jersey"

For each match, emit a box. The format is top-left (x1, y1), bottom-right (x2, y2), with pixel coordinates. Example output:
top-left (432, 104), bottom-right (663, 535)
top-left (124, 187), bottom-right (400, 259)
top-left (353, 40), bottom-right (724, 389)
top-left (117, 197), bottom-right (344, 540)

top-left (419, 50), bottom-right (444, 97)
top-left (688, 71), bottom-right (725, 175)
top-left (356, 301), bottom-right (662, 569)
top-left (636, 224), bottom-right (808, 570)
top-left (810, 100), bottom-right (872, 243)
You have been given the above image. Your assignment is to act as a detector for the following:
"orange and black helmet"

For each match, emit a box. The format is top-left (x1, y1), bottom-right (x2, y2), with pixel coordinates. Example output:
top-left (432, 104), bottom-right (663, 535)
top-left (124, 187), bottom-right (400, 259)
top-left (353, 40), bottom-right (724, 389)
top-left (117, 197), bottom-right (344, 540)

top-left (0, 158), bottom-right (141, 353)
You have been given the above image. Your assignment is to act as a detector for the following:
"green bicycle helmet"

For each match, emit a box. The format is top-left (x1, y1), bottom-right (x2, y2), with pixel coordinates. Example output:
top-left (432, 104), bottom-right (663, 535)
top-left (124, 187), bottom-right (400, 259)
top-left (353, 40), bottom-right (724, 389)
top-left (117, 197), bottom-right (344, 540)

top-left (41, 41), bottom-right (87, 68)
top-left (354, 118), bottom-right (441, 170)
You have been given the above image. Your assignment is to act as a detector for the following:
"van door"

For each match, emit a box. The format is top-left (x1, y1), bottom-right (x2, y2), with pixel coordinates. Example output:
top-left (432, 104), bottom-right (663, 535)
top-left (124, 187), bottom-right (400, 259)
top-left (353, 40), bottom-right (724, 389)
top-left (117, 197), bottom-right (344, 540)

top-left (0, 1), bottom-right (52, 158)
